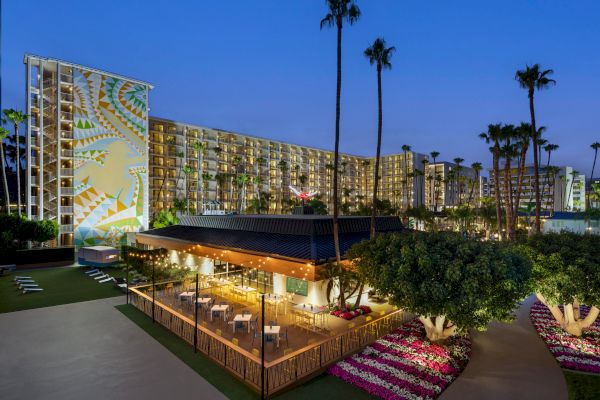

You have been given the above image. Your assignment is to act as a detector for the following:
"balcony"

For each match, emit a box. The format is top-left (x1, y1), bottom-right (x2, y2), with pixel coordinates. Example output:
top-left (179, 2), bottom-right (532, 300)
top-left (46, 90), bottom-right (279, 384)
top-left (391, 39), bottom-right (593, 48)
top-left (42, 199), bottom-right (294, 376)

top-left (61, 187), bottom-right (74, 195)
top-left (61, 112), bottom-right (73, 121)
top-left (59, 224), bottom-right (74, 233)
top-left (60, 168), bottom-right (74, 176)
top-left (60, 74), bottom-right (73, 84)
top-left (30, 136), bottom-right (40, 147)
top-left (30, 176), bottom-right (39, 186)
top-left (61, 130), bottom-right (73, 139)
top-left (61, 149), bottom-right (74, 158)
top-left (60, 92), bottom-right (73, 102)
top-left (60, 206), bottom-right (74, 214)
top-left (30, 195), bottom-right (39, 204)
top-left (30, 157), bottom-right (39, 166)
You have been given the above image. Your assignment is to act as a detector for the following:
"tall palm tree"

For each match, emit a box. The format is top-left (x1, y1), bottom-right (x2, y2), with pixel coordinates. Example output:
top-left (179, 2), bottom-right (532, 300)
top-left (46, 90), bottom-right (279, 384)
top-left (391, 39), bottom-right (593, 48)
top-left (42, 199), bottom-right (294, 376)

top-left (191, 141), bottom-right (206, 212)
top-left (540, 143), bottom-right (559, 205)
top-left (500, 125), bottom-right (518, 240)
top-left (277, 159), bottom-right (288, 212)
top-left (513, 122), bottom-right (532, 227)
top-left (0, 127), bottom-right (11, 213)
top-left (321, 0), bottom-right (361, 264)
top-left (515, 64), bottom-right (556, 232)
top-left (361, 159), bottom-right (370, 199)
top-left (566, 170), bottom-right (580, 211)
top-left (201, 172), bottom-right (212, 211)
top-left (236, 173), bottom-right (251, 213)
top-left (589, 142), bottom-right (600, 209)
top-left (401, 144), bottom-right (411, 210)
top-left (3, 109), bottom-right (27, 217)
top-left (479, 124), bottom-right (504, 239)
top-left (325, 162), bottom-right (335, 206)
top-left (364, 37), bottom-right (395, 238)
top-left (430, 151), bottom-right (440, 211)
top-left (453, 157), bottom-right (464, 205)
top-left (467, 162), bottom-right (482, 206)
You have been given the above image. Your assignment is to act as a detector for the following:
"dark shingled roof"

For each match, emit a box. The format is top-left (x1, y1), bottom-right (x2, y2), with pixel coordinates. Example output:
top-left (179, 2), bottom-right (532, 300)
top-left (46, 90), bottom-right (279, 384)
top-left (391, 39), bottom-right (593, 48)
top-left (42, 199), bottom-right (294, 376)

top-left (140, 215), bottom-right (403, 263)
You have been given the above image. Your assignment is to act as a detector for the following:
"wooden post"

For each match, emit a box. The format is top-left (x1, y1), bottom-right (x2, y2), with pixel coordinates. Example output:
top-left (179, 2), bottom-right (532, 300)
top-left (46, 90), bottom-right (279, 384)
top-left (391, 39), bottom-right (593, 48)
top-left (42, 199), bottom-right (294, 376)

top-left (194, 272), bottom-right (199, 353)
top-left (261, 294), bottom-right (265, 399)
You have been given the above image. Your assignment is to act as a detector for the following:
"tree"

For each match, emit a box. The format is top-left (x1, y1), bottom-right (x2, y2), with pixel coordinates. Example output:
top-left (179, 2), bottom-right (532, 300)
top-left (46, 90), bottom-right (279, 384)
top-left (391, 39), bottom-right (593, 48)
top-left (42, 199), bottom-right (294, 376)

top-left (152, 209), bottom-right (179, 228)
top-left (236, 173), bottom-right (251, 213)
top-left (452, 157), bottom-right (464, 205)
top-left (500, 124), bottom-right (518, 240)
top-left (566, 169), bottom-right (580, 210)
top-left (277, 159), bottom-right (288, 212)
top-left (364, 37), bottom-right (395, 238)
top-left (513, 123), bottom-right (532, 227)
top-left (480, 124), bottom-right (504, 239)
top-left (182, 165), bottom-right (195, 214)
top-left (401, 144), bottom-right (412, 210)
top-left (467, 162), bottom-right (482, 206)
top-left (515, 64), bottom-right (556, 233)
top-left (0, 127), bottom-right (10, 213)
top-left (191, 141), bottom-right (206, 211)
top-left (3, 109), bottom-right (27, 217)
top-left (541, 143), bottom-right (559, 206)
top-left (429, 151), bottom-right (440, 211)
top-left (348, 231), bottom-right (531, 341)
top-left (321, 0), bottom-right (361, 263)
top-left (589, 142), bottom-right (600, 209)
top-left (528, 232), bottom-right (600, 336)
top-left (308, 198), bottom-right (328, 215)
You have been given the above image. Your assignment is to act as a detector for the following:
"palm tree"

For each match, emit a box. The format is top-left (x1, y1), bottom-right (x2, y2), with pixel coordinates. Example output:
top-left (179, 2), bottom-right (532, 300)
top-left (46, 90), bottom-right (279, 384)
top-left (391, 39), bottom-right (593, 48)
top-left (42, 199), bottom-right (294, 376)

top-left (452, 158), bottom-right (464, 205)
top-left (430, 151), bottom-right (440, 211)
top-left (467, 162), bottom-right (482, 206)
top-left (236, 173), bottom-right (251, 213)
top-left (361, 159), bottom-right (370, 198)
top-left (191, 141), bottom-right (206, 212)
top-left (3, 109), bottom-right (27, 217)
top-left (321, 0), bottom-right (361, 264)
top-left (277, 159), bottom-right (288, 212)
top-left (515, 64), bottom-right (556, 233)
top-left (0, 127), bottom-right (11, 213)
top-left (589, 142), bottom-right (600, 209)
top-left (541, 143), bottom-right (559, 204)
top-left (364, 37), bottom-right (395, 238)
top-left (325, 162), bottom-right (335, 206)
top-left (500, 125), bottom-right (518, 240)
top-left (401, 144), bottom-right (411, 210)
top-left (513, 123), bottom-right (532, 227)
top-left (182, 165), bottom-right (195, 214)
top-left (479, 124), bottom-right (504, 239)
top-left (201, 172), bottom-right (212, 210)
top-left (566, 170), bottom-right (580, 210)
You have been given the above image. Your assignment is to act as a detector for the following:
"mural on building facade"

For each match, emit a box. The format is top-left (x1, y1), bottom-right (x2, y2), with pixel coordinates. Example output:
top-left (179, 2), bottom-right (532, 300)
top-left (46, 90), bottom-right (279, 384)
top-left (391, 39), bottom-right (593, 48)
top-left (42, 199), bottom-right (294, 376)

top-left (73, 68), bottom-right (149, 245)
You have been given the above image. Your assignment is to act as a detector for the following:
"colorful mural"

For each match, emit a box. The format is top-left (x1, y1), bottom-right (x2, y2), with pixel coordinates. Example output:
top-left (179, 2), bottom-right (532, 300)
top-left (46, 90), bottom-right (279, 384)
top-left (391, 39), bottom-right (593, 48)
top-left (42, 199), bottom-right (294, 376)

top-left (73, 69), bottom-right (149, 246)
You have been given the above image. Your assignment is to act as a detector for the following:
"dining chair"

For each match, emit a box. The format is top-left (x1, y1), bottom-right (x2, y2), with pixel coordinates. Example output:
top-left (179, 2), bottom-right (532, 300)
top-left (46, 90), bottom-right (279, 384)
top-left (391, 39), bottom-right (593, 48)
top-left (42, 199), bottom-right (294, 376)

top-left (251, 330), bottom-right (262, 346)
top-left (232, 338), bottom-right (239, 346)
top-left (281, 327), bottom-right (289, 347)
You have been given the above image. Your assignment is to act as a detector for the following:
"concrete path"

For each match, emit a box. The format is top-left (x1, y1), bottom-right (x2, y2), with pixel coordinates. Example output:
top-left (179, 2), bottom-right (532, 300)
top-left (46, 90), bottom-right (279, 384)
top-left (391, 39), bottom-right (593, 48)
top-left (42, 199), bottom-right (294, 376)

top-left (0, 297), bottom-right (226, 400)
top-left (440, 295), bottom-right (568, 400)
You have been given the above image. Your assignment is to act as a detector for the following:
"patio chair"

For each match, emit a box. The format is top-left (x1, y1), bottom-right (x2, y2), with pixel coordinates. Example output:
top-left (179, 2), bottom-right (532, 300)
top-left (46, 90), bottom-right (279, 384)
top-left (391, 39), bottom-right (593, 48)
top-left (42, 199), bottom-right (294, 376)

top-left (89, 271), bottom-right (104, 277)
top-left (14, 276), bottom-right (31, 280)
top-left (283, 347), bottom-right (294, 356)
top-left (232, 338), bottom-right (239, 346)
top-left (251, 330), bottom-right (262, 346)
top-left (84, 269), bottom-right (99, 275)
top-left (18, 284), bottom-right (39, 290)
top-left (216, 329), bottom-right (222, 337)
top-left (15, 279), bottom-right (35, 285)
top-left (250, 316), bottom-right (258, 331)
top-left (99, 276), bottom-right (115, 283)
top-left (252, 348), bottom-right (260, 357)
top-left (93, 274), bottom-right (108, 280)
top-left (23, 287), bottom-right (44, 294)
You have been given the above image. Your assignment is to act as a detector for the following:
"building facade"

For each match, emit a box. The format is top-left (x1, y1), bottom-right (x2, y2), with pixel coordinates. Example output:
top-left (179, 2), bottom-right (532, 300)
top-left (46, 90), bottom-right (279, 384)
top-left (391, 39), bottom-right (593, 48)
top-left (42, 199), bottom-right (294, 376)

top-left (424, 162), bottom-right (486, 211)
top-left (25, 54), bottom-right (153, 246)
top-left (488, 165), bottom-right (586, 213)
top-left (25, 55), bottom-right (431, 246)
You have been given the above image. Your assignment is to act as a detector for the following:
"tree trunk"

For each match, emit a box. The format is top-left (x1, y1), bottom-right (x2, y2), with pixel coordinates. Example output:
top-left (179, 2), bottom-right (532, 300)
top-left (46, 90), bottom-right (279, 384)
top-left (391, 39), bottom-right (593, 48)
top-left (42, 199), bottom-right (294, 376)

top-left (528, 89), bottom-right (541, 233)
top-left (14, 125), bottom-right (21, 218)
top-left (371, 66), bottom-right (382, 239)
top-left (493, 145), bottom-right (504, 239)
top-left (353, 283), bottom-right (364, 308)
top-left (0, 142), bottom-right (10, 214)
top-left (536, 293), bottom-right (600, 337)
top-left (588, 150), bottom-right (597, 209)
top-left (504, 153), bottom-right (514, 240)
top-left (419, 315), bottom-right (457, 342)
top-left (332, 20), bottom-right (343, 263)
top-left (513, 143), bottom-right (529, 228)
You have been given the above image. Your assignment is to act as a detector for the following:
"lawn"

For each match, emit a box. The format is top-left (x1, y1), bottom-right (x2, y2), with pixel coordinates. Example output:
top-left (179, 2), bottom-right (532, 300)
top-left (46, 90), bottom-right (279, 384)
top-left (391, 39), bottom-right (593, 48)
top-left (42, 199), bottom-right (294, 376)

top-left (564, 370), bottom-right (600, 400)
top-left (116, 304), bottom-right (375, 400)
top-left (0, 265), bottom-right (126, 313)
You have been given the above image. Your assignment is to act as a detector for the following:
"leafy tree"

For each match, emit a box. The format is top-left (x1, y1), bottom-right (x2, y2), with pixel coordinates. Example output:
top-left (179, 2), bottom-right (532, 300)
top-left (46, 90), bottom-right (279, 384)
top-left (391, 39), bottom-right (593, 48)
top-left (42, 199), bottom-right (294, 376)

top-left (152, 209), bottom-right (179, 229)
top-left (480, 124), bottom-right (504, 239)
top-left (348, 232), bottom-right (531, 341)
top-left (308, 198), bottom-right (328, 215)
top-left (33, 219), bottom-right (59, 243)
top-left (0, 127), bottom-right (10, 213)
top-left (321, 0), bottom-right (361, 263)
top-left (527, 232), bottom-right (600, 336)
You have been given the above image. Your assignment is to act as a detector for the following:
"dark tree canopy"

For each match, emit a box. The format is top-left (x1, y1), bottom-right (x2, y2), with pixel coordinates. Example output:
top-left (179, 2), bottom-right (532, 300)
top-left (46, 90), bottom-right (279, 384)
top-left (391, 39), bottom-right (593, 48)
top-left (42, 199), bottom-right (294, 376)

top-left (348, 232), bottom-right (531, 333)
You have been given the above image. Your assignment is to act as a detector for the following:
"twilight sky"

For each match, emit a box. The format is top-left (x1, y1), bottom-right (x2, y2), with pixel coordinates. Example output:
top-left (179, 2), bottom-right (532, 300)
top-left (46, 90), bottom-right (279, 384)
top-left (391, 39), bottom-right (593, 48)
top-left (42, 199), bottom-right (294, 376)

top-left (3, 0), bottom-right (600, 175)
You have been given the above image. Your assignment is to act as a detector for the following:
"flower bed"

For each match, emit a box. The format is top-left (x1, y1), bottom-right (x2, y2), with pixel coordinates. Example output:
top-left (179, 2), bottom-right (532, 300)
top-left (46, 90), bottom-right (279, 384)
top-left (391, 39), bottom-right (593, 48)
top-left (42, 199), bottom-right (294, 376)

top-left (328, 319), bottom-right (471, 400)
top-left (530, 302), bottom-right (600, 374)
top-left (330, 304), bottom-right (372, 320)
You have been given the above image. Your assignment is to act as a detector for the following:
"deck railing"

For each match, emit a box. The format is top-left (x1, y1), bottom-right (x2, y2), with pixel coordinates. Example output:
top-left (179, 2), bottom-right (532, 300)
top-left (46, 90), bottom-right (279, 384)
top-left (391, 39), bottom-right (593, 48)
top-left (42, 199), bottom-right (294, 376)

top-left (128, 285), bottom-right (410, 396)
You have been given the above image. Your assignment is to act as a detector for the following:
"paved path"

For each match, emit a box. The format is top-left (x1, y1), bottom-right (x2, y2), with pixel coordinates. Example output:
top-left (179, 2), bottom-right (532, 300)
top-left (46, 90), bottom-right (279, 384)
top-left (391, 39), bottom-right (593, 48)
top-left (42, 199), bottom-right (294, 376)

top-left (440, 295), bottom-right (568, 400)
top-left (0, 297), bottom-right (226, 400)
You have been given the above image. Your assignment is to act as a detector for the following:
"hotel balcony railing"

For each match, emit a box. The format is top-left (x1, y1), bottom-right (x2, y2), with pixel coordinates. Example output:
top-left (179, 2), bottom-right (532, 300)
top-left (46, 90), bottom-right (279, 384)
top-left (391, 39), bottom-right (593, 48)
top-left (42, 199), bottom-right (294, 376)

top-left (60, 206), bottom-right (74, 214)
top-left (30, 136), bottom-right (40, 147)
top-left (59, 224), bottom-right (74, 233)
top-left (30, 195), bottom-right (39, 204)
top-left (61, 130), bottom-right (73, 139)
top-left (60, 92), bottom-right (74, 102)
top-left (60, 74), bottom-right (73, 84)
top-left (60, 168), bottom-right (74, 176)
top-left (61, 112), bottom-right (73, 121)
top-left (61, 187), bottom-right (74, 196)
top-left (61, 149), bottom-right (74, 158)
top-left (30, 157), bottom-right (39, 166)
top-left (30, 116), bottom-right (40, 127)
top-left (30, 176), bottom-right (39, 186)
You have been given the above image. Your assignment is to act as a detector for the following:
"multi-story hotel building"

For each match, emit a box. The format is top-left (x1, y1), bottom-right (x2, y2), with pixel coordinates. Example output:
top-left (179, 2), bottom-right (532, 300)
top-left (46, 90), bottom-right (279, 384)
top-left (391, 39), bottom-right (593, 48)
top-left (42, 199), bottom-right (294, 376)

top-left (488, 165), bottom-right (586, 213)
top-left (24, 55), bottom-right (428, 246)
top-left (424, 162), bottom-right (487, 211)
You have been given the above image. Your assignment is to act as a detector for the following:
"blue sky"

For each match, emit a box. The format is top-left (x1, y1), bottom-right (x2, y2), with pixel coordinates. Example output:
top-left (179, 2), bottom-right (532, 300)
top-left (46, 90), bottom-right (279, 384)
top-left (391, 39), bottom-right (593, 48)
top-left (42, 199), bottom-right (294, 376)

top-left (3, 0), bottom-right (600, 175)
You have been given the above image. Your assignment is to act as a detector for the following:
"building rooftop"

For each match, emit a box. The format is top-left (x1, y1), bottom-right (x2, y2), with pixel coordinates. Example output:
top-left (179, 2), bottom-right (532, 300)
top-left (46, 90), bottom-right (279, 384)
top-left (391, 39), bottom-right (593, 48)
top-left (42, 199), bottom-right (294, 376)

top-left (140, 215), bottom-right (404, 263)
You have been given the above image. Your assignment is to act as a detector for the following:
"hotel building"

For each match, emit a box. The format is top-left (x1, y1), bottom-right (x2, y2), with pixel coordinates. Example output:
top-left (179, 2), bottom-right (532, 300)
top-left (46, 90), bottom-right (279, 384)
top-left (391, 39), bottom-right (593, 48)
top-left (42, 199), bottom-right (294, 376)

top-left (424, 162), bottom-right (487, 211)
top-left (488, 165), bottom-right (586, 213)
top-left (24, 55), bottom-right (427, 246)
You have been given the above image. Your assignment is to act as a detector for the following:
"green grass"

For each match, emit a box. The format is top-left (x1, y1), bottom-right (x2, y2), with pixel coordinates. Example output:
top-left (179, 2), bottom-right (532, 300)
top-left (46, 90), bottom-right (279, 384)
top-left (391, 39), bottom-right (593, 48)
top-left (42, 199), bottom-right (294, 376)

top-left (116, 304), bottom-right (375, 400)
top-left (564, 370), bottom-right (600, 400)
top-left (0, 266), bottom-right (126, 313)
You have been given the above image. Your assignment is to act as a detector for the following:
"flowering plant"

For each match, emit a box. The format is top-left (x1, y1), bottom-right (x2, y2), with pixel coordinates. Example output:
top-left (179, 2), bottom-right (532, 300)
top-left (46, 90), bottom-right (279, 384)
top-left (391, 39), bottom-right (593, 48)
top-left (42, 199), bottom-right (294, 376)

top-left (330, 304), bottom-right (372, 320)
top-left (530, 302), bottom-right (600, 374)
top-left (329, 319), bottom-right (471, 399)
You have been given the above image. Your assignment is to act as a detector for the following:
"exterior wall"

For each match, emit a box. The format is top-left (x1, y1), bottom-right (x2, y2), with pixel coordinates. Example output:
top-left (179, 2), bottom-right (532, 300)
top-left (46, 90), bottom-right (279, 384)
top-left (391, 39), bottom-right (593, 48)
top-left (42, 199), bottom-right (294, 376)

top-left (543, 218), bottom-right (600, 235)
top-left (424, 162), bottom-right (482, 210)
top-left (25, 54), bottom-right (152, 247)
top-left (488, 165), bottom-right (585, 213)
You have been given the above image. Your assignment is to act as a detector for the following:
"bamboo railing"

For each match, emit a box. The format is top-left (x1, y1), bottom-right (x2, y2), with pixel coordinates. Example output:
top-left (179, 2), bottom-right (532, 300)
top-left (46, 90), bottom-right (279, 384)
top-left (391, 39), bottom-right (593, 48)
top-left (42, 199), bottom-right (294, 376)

top-left (128, 286), bottom-right (410, 396)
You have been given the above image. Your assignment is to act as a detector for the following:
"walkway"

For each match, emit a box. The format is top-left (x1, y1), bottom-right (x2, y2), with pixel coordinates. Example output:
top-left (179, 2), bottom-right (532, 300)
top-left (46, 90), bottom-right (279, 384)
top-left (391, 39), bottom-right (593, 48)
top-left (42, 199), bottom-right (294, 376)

top-left (0, 297), bottom-right (226, 400)
top-left (440, 295), bottom-right (568, 400)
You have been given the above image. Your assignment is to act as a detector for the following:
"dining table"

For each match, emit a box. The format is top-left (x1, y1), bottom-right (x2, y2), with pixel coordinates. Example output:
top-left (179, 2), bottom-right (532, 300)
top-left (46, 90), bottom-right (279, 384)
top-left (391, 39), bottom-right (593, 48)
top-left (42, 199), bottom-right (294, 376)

top-left (293, 304), bottom-right (327, 331)
top-left (210, 304), bottom-right (229, 321)
top-left (232, 313), bottom-right (253, 333)
top-left (264, 325), bottom-right (281, 348)
top-left (264, 294), bottom-right (286, 317)
top-left (232, 285), bottom-right (257, 302)
top-left (179, 291), bottom-right (196, 302)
